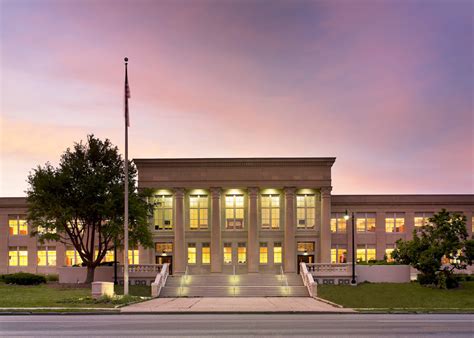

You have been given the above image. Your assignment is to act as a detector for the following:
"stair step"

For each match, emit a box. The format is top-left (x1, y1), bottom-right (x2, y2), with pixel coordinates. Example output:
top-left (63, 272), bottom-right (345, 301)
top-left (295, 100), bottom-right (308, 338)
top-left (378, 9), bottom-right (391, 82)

top-left (160, 286), bottom-right (309, 298)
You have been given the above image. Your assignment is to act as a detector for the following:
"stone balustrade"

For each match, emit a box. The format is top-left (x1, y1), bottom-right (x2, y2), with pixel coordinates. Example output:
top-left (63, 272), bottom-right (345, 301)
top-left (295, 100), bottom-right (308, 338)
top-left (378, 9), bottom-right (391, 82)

top-left (121, 264), bottom-right (163, 274)
top-left (299, 262), bottom-right (317, 297)
top-left (151, 263), bottom-right (170, 297)
top-left (306, 263), bottom-right (352, 275)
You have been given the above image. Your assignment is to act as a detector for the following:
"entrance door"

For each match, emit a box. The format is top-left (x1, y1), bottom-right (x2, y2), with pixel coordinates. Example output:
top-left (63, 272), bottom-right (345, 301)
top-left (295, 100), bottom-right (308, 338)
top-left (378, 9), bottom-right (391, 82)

top-left (156, 256), bottom-right (173, 275)
top-left (297, 254), bottom-right (314, 274)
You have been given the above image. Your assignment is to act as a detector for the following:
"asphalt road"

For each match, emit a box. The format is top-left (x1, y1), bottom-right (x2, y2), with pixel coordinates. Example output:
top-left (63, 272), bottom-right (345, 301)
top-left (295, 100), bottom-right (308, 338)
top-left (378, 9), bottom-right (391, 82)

top-left (0, 314), bottom-right (473, 337)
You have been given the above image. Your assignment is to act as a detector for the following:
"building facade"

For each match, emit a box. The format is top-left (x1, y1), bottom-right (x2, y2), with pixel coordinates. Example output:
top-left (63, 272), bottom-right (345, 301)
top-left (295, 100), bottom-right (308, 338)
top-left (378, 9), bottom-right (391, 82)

top-left (1, 158), bottom-right (473, 275)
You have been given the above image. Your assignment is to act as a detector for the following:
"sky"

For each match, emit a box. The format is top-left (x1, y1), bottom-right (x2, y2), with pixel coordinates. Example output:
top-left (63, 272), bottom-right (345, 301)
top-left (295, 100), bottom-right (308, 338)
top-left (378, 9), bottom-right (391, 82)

top-left (0, 0), bottom-right (473, 196)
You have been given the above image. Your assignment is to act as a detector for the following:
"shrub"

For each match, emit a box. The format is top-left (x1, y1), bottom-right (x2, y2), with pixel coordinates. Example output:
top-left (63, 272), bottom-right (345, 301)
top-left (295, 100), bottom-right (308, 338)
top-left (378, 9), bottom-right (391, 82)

top-left (3, 273), bottom-right (47, 285)
top-left (45, 274), bottom-right (59, 282)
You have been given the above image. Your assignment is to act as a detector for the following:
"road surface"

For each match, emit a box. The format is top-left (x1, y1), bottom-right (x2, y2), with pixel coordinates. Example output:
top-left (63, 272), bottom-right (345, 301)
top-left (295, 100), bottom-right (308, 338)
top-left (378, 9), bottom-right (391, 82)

top-left (0, 313), bottom-right (473, 337)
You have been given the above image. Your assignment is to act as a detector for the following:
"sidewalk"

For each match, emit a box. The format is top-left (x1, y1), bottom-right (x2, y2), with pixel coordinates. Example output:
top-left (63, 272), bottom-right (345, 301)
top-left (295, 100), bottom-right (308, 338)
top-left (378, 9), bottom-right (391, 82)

top-left (121, 297), bottom-right (355, 313)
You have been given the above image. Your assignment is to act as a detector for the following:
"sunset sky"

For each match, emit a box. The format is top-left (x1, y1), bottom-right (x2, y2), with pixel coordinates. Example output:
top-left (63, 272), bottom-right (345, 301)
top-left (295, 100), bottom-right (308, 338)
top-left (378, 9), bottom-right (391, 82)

top-left (1, 0), bottom-right (473, 196)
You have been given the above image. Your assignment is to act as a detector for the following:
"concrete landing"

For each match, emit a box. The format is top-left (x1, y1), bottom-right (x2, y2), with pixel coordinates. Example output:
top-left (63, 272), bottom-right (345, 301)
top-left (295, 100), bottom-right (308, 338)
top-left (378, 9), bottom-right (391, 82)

top-left (121, 297), bottom-right (355, 313)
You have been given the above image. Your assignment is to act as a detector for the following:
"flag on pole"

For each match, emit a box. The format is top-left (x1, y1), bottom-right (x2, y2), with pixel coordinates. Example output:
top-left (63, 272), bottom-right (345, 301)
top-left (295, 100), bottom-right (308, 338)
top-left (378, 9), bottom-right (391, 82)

top-left (124, 58), bottom-right (131, 127)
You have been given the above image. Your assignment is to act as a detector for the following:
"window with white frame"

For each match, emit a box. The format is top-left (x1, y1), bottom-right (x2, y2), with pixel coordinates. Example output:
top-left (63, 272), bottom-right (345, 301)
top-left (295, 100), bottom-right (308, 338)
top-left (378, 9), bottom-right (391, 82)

top-left (414, 212), bottom-right (433, 228)
top-left (202, 243), bottom-right (210, 264)
top-left (385, 245), bottom-right (395, 262)
top-left (189, 195), bottom-right (208, 230)
top-left (296, 195), bottom-right (316, 229)
top-left (223, 243), bottom-right (232, 264)
top-left (385, 213), bottom-right (405, 233)
top-left (128, 248), bottom-right (139, 265)
top-left (356, 213), bottom-right (376, 232)
top-left (225, 195), bottom-right (244, 230)
top-left (259, 242), bottom-right (268, 264)
top-left (9, 215), bottom-right (28, 236)
top-left (187, 243), bottom-right (196, 264)
top-left (66, 247), bottom-right (83, 266)
top-left (37, 246), bottom-right (56, 266)
top-left (273, 242), bottom-right (282, 264)
top-left (153, 195), bottom-right (173, 230)
top-left (9, 246), bottom-right (28, 266)
top-left (237, 242), bottom-right (247, 264)
top-left (331, 245), bottom-right (347, 263)
top-left (356, 245), bottom-right (376, 262)
top-left (330, 213), bottom-right (347, 233)
top-left (261, 194), bottom-right (280, 229)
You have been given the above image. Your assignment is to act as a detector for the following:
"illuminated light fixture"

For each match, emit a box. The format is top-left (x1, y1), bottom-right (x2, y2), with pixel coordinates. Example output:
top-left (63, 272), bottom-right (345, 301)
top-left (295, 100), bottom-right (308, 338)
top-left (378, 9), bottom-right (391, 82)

top-left (161, 250), bottom-right (167, 256)
top-left (303, 250), bottom-right (308, 256)
top-left (344, 210), bottom-right (350, 221)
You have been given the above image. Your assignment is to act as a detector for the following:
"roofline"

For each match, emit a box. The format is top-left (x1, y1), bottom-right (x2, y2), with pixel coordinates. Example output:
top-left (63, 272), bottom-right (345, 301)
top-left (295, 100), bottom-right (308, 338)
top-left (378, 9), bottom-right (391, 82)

top-left (133, 157), bottom-right (337, 167)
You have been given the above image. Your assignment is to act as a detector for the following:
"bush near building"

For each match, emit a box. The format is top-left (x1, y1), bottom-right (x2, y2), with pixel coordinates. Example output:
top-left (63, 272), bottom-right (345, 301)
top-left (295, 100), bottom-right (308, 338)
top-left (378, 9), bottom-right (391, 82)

top-left (392, 209), bottom-right (474, 289)
top-left (1, 273), bottom-right (47, 285)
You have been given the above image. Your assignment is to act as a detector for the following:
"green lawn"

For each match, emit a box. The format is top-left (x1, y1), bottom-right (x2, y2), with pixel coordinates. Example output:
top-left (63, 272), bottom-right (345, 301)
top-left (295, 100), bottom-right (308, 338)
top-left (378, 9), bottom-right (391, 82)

top-left (318, 281), bottom-right (474, 311)
top-left (0, 283), bottom-right (150, 308)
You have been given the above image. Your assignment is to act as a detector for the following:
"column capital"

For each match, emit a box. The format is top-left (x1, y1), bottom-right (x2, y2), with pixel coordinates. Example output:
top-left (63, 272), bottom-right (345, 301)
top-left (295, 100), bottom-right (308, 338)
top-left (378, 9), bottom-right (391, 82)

top-left (173, 188), bottom-right (186, 198)
top-left (248, 187), bottom-right (259, 198)
top-left (284, 187), bottom-right (296, 198)
top-left (210, 187), bottom-right (222, 199)
top-left (320, 186), bottom-right (332, 198)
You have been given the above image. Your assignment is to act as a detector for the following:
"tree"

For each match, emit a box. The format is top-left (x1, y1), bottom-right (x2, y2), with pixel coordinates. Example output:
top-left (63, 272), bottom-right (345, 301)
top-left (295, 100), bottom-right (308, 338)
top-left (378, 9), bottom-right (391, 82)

top-left (392, 209), bottom-right (474, 289)
top-left (27, 135), bottom-right (153, 283)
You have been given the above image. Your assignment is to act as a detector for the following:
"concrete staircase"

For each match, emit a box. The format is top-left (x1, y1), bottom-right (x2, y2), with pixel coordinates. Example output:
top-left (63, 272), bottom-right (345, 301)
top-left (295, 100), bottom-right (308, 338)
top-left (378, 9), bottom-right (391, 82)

top-left (159, 274), bottom-right (309, 297)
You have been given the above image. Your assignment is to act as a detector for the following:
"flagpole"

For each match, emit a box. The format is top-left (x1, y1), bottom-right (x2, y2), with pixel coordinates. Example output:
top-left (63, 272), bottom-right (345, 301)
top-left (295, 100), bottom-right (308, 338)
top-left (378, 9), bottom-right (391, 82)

top-left (123, 57), bottom-right (129, 296)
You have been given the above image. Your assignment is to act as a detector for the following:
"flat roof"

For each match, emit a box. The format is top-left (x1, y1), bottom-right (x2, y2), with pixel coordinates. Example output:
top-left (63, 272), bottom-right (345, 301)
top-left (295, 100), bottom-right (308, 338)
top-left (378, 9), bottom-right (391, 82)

top-left (133, 157), bottom-right (337, 167)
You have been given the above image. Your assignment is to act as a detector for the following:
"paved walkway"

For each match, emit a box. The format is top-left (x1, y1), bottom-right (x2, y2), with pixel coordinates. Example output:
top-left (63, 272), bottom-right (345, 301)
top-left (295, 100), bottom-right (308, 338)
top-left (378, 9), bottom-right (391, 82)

top-left (121, 297), bottom-right (354, 313)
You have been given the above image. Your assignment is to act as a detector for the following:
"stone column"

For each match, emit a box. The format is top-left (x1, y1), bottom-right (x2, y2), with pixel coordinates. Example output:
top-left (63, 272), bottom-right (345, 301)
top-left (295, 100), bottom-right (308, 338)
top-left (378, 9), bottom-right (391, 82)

top-left (210, 187), bottom-right (222, 273)
top-left (320, 187), bottom-right (332, 263)
top-left (284, 187), bottom-right (296, 273)
top-left (247, 187), bottom-right (259, 273)
top-left (0, 214), bottom-right (8, 274)
top-left (173, 188), bottom-right (186, 274)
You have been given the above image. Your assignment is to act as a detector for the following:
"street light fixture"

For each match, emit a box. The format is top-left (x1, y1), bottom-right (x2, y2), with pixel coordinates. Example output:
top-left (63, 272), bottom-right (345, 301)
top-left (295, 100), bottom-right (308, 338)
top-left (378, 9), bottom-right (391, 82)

top-left (344, 210), bottom-right (357, 285)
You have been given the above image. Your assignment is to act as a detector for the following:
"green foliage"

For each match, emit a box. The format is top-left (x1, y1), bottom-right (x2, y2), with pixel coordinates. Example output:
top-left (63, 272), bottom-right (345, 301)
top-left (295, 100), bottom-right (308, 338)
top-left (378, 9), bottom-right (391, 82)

top-left (26, 135), bottom-right (153, 282)
top-left (44, 274), bottom-right (59, 282)
top-left (392, 209), bottom-right (473, 289)
top-left (3, 273), bottom-right (47, 285)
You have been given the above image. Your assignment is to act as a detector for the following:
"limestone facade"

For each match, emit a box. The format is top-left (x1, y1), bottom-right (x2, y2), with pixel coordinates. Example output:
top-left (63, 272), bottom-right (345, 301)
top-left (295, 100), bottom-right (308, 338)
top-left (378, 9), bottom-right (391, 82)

top-left (0, 158), bottom-right (473, 275)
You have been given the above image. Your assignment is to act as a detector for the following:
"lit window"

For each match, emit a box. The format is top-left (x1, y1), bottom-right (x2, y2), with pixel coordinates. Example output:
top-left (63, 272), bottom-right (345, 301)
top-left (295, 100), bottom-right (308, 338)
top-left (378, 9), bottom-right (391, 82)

top-left (297, 242), bottom-right (315, 253)
top-left (156, 243), bottom-right (173, 256)
top-left (385, 213), bottom-right (405, 233)
top-left (94, 249), bottom-right (114, 263)
top-left (331, 246), bottom-right (347, 263)
top-left (9, 247), bottom-right (28, 266)
top-left (259, 243), bottom-right (268, 264)
top-left (356, 213), bottom-right (376, 232)
top-left (297, 195), bottom-right (316, 229)
top-left (385, 246), bottom-right (395, 262)
top-left (128, 249), bottom-right (139, 265)
top-left (37, 246), bottom-right (56, 266)
top-left (190, 195), bottom-right (208, 230)
top-left (414, 212), bottom-right (433, 228)
top-left (237, 243), bottom-right (246, 264)
top-left (356, 245), bottom-right (376, 262)
top-left (273, 242), bottom-right (282, 264)
top-left (66, 247), bottom-right (83, 266)
top-left (202, 243), bottom-right (210, 264)
top-left (153, 195), bottom-right (173, 230)
top-left (330, 213), bottom-right (347, 233)
top-left (8, 215), bottom-right (28, 236)
top-left (261, 195), bottom-right (280, 229)
top-left (223, 243), bottom-right (232, 264)
top-left (225, 195), bottom-right (244, 230)
top-left (187, 243), bottom-right (196, 264)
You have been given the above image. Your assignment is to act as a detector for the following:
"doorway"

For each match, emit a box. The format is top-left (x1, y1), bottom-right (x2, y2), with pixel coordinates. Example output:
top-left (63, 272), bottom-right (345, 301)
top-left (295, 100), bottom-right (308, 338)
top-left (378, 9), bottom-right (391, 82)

top-left (156, 256), bottom-right (173, 275)
top-left (297, 254), bottom-right (314, 274)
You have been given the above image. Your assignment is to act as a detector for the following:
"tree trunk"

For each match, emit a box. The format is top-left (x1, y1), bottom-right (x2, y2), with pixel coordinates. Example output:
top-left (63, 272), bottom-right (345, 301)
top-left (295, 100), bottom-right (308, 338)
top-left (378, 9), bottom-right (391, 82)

top-left (85, 265), bottom-right (95, 284)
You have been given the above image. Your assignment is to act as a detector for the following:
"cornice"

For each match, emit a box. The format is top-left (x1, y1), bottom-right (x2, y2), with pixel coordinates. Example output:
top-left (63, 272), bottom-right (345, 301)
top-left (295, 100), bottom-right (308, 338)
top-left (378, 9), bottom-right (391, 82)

top-left (331, 194), bottom-right (474, 206)
top-left (133, 157), bottom-right (336, 168)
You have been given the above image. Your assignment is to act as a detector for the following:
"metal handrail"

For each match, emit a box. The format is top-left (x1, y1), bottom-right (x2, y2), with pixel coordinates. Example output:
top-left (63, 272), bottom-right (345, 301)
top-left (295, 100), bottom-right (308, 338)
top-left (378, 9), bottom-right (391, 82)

top-left (179, 265), bottom-right (188, 297)
top-left (280, 265), bottom-right (289, 295)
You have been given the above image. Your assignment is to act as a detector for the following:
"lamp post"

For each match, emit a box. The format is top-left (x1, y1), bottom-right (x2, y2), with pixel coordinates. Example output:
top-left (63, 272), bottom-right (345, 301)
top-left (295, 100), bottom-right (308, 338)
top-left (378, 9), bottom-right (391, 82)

top-left (344, 210), bottom-right (357, 285)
